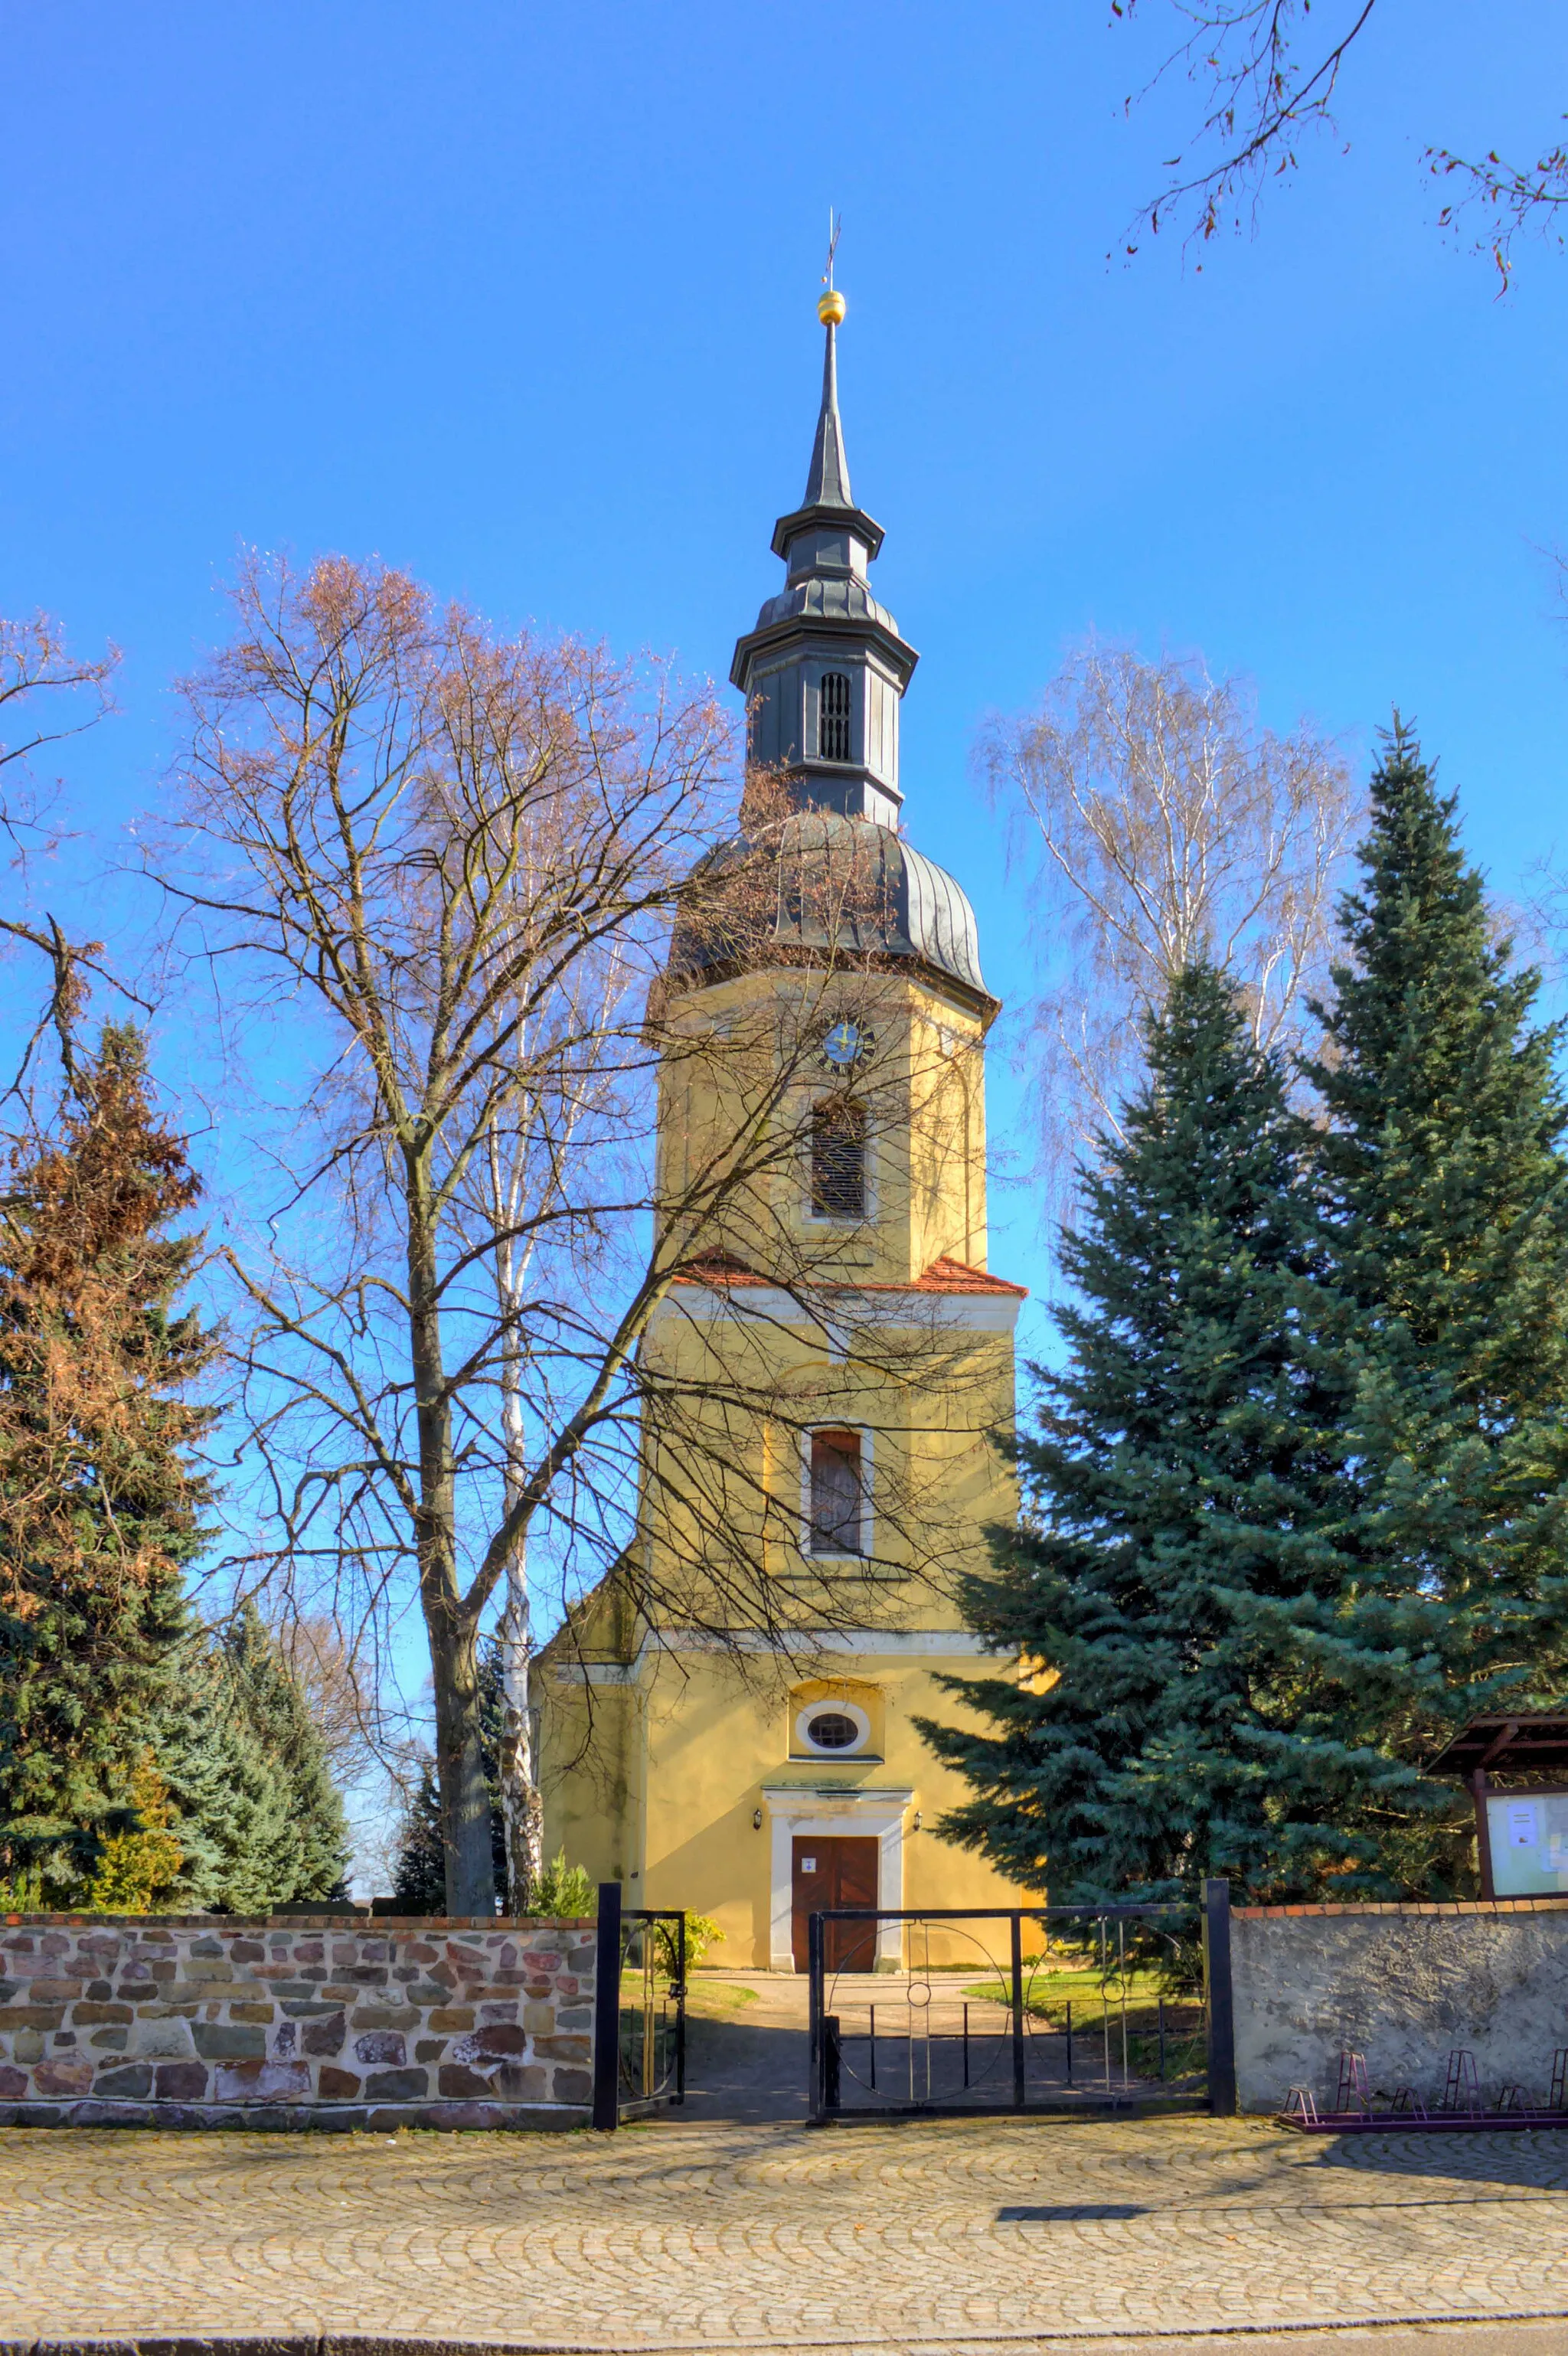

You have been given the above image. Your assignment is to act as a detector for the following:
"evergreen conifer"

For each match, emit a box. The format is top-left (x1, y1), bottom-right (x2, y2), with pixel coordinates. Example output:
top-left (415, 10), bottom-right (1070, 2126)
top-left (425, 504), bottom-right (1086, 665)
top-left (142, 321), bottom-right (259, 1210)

top-left (0, 1027), bottom-right (217, 1904)
top-left (157, 1603), bottom-right (350, 1912)
top-left (1298, 725), bottom-right (1568, 1880)
top-left (920, 962), bottom-right (1420, 1903)
top-left (0, 1029), bottom-right (351, 1912)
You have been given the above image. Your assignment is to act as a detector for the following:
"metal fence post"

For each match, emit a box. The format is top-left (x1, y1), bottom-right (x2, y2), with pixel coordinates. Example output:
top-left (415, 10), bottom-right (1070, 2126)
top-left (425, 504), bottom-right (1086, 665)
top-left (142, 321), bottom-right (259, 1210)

top-left (1203, 1877), bottom-right (1236, 2117)
top-left (807, 1910), bottom-right (825, 2123)
top-left (673, 1910), bottom-right (687, 2106)
top-left (1010, 1910), bottom-right (1025, 2110)
top-left (591, 1881), bottom-right (622, 2132)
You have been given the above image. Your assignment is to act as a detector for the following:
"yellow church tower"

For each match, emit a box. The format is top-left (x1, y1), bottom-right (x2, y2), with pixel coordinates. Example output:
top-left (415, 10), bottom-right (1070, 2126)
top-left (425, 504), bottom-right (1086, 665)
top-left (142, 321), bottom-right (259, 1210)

top-left (537, 292), bottom-right (1035, 1969)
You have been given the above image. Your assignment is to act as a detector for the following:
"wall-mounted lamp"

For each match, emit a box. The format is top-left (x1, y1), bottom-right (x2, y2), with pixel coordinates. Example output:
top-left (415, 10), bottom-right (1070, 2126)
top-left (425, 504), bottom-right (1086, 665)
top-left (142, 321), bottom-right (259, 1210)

top-left (752, 1808), bottom-right (764, 1831)
top-left (912, 1811), bottom-right (923, 1832)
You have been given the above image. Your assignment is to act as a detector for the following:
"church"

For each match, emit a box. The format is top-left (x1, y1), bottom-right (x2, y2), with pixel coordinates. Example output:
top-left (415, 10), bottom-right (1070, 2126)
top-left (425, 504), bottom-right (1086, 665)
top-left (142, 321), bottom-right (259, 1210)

top-left (537, 290), bottom-right (1038, 1970)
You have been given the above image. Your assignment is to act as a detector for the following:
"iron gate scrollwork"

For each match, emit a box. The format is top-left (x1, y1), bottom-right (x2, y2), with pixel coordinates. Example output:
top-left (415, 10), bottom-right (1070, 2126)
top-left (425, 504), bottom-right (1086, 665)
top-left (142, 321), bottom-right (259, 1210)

top-left (808, 1900), bottom-right (1216, 2122)
top-left (591, 1881), bottom-right (687, 2128)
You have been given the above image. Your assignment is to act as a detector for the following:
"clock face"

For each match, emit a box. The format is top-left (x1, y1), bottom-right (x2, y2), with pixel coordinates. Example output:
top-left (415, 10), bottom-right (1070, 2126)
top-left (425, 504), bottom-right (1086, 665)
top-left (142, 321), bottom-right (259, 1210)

top-left (822, 1020), bottom-right (865, 1069)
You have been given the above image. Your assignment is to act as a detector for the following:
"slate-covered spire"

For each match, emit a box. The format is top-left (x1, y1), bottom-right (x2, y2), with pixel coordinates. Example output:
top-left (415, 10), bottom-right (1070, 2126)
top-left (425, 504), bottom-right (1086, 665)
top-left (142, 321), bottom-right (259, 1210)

top-left (732, 291), bottom-right (917, 828)
top-left (766, 297), bottom-right (886, 573)
top-left (804, 317), bottom-right (853, 511)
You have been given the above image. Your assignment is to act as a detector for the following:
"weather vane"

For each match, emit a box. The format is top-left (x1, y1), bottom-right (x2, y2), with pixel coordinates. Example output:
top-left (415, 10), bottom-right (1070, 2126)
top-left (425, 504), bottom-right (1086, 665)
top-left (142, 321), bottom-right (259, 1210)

top-left (818, 208), bottom-right (845, 325)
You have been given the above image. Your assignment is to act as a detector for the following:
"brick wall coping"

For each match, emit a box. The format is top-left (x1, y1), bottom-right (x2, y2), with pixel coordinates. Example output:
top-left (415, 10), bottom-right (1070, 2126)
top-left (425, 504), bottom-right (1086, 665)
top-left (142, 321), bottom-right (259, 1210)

top-left (2, 1912), bottom-right (597, 1930)
top-left (1233, 1895), bottom-right (1568, 1918)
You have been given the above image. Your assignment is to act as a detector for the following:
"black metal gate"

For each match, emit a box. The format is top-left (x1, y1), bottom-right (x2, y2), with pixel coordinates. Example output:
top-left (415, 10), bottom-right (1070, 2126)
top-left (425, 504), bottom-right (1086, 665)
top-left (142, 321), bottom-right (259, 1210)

top-left (591, 1881), bottom-right (687, 2129)
top-left (807, 1885), bottom-right (1234, 2122)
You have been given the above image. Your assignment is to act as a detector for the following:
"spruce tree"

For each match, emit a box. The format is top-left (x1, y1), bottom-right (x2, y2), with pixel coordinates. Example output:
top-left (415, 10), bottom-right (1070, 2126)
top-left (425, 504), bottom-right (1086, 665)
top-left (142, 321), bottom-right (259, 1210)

top-left (157, 1603), bottom-right (350, 1912)
top-left (0, 1027), bottom-right (353, 1913)
top-left (0, 1027), bottom-right (217, 1905)
top-left (920, 962), bottom-right (1426, 1903)
top-left (388, 1760), bottom-right (446, 1912)
top-left (1299, 725), bottom-right (1568, 1877)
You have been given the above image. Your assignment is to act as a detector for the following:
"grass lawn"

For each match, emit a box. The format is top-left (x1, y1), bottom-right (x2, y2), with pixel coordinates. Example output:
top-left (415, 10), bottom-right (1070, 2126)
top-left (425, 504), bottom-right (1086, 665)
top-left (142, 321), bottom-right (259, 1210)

top-left (961, 1964), bottom-right (1179, 2015)
top-left (682, 1979), bottom-right (761, 2021)
top-left (620, 1972), bottom-right (761, 2022)
top-left (958, 1968), bottom-right (1207, 2081)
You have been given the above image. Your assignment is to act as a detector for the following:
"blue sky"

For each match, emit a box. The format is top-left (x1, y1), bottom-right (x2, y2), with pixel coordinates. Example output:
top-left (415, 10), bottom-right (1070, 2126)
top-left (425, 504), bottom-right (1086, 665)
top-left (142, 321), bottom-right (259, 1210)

top-left (6, 0), bottom-right (1568, 1338)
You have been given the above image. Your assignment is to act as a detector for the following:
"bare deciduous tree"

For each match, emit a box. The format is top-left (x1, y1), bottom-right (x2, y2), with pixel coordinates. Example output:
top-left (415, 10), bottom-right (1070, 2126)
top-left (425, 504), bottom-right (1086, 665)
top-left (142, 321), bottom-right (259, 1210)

top-left (980, 642), bottom-right (1357, 1199)
top-left (1117, 1), bottom-right (1568, 287)
top-left (0, 613), bottom-right (120, 1085)
top-left (273, 1612), bottom-right (380, 1788)
top-left (160, 555), bottom-right (991, 1916)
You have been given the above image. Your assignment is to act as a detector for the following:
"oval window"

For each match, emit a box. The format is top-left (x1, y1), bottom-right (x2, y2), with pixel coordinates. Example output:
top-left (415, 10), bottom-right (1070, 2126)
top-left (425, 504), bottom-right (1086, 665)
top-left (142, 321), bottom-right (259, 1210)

top-left (806, 1710), bottom-right (861, 1750)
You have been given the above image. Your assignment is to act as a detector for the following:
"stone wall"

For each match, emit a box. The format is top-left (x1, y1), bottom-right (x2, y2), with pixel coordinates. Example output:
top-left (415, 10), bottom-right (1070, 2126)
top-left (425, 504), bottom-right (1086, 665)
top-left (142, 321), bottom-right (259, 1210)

top-left (0, 1911), bottom-right (597, 2128)
top-left (1231, 1896), bottom-right (1568, 2115)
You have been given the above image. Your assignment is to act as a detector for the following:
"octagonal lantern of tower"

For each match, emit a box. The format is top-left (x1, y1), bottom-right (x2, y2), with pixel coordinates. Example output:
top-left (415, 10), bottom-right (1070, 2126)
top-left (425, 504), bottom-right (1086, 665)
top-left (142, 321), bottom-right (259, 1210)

top-left (730, 306), bottom-right (918, 828)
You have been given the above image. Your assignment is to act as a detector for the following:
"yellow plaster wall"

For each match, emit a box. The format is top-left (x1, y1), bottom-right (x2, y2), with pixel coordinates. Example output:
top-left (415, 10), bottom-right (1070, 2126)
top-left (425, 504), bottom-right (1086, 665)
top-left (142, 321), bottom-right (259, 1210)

top-left (538, 1675), bottom-right (639, 1891)
top-left (537, 946), bottom-right (1032, 1961)
top-left (542, 1644), bottom-right (1039, 1969)
top-left (655, 967), bottom-right (991, 1289)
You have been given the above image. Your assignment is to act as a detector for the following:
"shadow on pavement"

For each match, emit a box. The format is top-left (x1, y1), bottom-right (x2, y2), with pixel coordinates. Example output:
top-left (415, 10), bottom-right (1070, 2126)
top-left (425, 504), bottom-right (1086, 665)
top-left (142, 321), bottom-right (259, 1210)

top-left (681, 2001), bottom-right (808, 2122)
top-left (1305, 2126), bottom-right (1568, 2188)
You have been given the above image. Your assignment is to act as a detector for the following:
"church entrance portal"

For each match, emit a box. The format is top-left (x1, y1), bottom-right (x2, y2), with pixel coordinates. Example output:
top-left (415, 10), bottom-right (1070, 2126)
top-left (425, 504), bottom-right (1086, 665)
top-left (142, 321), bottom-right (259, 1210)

top-left (792, 1835), bottom-right (878, 1972)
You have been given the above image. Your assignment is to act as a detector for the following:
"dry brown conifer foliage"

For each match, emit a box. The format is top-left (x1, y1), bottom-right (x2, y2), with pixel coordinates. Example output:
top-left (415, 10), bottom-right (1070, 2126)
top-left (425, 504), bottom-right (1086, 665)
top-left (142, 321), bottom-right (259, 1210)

top-left (0, 1028), bottom-right (216, 1621)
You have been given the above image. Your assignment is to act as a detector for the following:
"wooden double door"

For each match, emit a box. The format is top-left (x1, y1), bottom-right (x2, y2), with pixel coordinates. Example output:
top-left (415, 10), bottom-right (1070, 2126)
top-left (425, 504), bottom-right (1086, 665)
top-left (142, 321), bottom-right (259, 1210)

top-left (792, 1834), bottom-right (880, 1975)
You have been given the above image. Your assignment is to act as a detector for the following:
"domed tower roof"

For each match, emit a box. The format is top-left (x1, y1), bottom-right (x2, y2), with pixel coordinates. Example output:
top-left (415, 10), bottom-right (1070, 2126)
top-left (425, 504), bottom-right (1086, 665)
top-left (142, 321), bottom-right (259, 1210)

top-left (669, 808), bottom-right (992, 1014)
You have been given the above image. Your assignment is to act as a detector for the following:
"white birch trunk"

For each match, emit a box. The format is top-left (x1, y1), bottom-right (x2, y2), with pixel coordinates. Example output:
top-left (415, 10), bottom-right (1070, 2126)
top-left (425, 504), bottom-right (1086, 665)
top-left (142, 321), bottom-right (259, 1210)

top-left (498, 1517), bottom-right (544, 1913)
top-left (493, 1116), bottom-right (546, 1917)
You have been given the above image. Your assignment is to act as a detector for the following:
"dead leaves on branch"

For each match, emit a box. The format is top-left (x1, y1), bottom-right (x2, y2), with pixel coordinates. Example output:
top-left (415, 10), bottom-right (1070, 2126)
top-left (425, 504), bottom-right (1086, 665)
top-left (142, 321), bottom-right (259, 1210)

top-left (0, 611), bottom-right (124, 1090)
top-left (1117, 1), bottom-right (1568, 286)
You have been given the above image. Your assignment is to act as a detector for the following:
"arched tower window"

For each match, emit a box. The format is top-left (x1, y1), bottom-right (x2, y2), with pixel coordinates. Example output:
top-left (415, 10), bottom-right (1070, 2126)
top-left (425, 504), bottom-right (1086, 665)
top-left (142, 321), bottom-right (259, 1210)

top-left (819, 671), bottom-right (851, 761)
top-left (810, 1096), bottom-right (866, 1219)
top-left (808, 1427), bottom-right (865, 1556)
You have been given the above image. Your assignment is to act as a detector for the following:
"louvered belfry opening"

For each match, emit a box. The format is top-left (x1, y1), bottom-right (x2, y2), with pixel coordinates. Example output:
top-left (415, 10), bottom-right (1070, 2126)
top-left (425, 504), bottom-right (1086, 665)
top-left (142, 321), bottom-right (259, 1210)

top-left (809, 1426), bottom-right (864, 1556)
top-left (819, 670), bottom-right (851, 761)
top-left (810, 1093), bottom-right (866, 1218)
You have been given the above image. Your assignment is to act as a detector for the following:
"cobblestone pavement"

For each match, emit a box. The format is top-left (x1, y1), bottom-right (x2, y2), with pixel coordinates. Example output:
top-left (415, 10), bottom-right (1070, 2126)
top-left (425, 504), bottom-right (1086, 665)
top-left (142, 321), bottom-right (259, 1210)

top-left (2, 2114), bottom-right (1568, 2350)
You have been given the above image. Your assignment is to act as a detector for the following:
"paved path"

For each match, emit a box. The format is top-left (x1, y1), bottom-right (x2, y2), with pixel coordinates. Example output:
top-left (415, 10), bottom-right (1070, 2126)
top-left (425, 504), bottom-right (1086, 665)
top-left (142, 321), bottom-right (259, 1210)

top-left (2, 2114), bottom-right (1568, 2350)
top-left (681, 1972), bottom-right (808, 2122)
top-left (680, 1969), bottom-right (1128, 2124)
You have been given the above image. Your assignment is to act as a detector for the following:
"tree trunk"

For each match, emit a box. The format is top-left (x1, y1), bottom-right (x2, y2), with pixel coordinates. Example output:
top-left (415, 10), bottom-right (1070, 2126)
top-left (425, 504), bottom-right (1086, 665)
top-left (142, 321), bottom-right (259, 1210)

top-left (408, 1155), bottom-right (497, 1920)
top-left (498, 1535), bottom-right (544, 1914)
top-left (426, 1591), bottom-right (496, 1916)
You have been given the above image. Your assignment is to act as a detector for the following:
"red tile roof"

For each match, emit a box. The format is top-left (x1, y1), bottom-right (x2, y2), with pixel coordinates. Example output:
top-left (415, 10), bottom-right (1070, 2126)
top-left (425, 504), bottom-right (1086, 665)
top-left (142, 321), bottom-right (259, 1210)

top-left (913, 1254), bottom-right (1028, 1297)
top-left (671, 1251), bottom-right (1026, 1299)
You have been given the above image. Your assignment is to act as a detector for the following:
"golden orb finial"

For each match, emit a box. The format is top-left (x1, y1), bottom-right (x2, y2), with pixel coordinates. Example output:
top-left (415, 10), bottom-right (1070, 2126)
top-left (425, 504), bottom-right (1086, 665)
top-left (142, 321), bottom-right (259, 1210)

top-left (818, 289), bottom-right (847, 326)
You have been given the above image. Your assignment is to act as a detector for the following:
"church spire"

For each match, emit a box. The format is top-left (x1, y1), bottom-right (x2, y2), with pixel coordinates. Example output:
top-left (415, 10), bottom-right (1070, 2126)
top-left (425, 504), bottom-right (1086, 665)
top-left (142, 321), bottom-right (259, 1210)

top-left (732, 286), bottom-right (917, 829)
top-left (765, 291), bottom-right (886, 569)
top-left (803, 309), bottom-right (853, 512)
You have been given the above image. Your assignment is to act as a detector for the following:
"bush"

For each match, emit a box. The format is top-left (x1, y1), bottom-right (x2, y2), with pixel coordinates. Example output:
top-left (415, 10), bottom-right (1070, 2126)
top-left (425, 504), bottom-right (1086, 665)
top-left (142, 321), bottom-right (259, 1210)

top-left (681, 1911), bottom-right (724, 1969)
top-left (529, 1850), bottom-right (596, 1916)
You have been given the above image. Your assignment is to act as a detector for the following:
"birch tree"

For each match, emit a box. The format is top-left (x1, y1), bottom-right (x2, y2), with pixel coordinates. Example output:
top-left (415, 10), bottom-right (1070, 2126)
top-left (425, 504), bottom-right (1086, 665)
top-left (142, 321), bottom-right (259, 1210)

top-left (981, 643), bottom-right (1357, 1201)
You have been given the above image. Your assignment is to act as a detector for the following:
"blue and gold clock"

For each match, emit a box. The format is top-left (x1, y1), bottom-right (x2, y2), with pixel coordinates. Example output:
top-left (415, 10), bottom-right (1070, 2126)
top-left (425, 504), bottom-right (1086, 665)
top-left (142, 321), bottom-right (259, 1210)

top-left (822, 1020), bottom-right (870, 1070)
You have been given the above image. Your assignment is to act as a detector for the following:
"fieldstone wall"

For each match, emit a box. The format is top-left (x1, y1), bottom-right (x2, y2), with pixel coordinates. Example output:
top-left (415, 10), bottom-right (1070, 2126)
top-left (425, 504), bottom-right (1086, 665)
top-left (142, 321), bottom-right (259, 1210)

top-left (0, 1911), bottom-right (596, 2129)
top-left (1232, 1896), bottom-right (1568, 2115)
